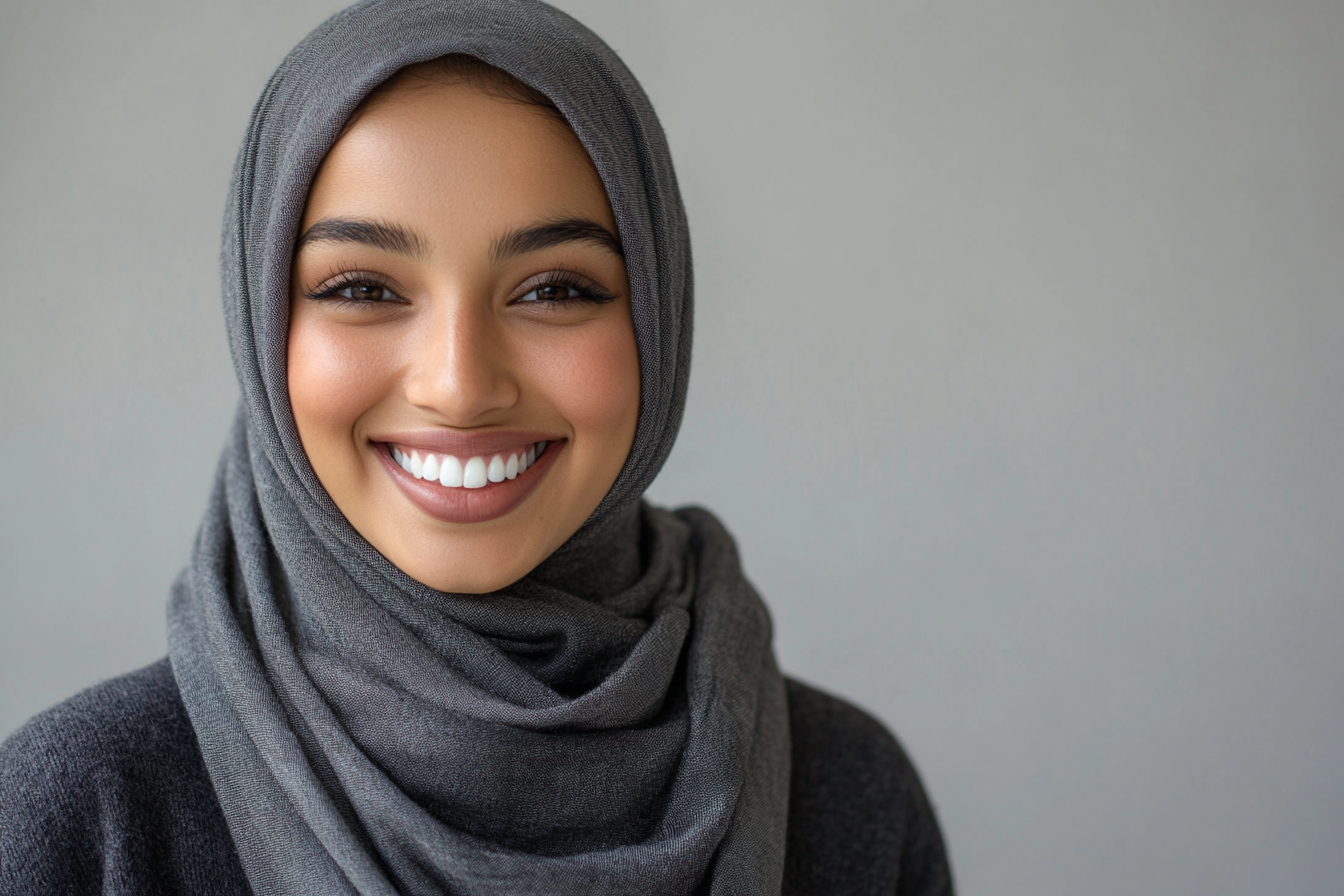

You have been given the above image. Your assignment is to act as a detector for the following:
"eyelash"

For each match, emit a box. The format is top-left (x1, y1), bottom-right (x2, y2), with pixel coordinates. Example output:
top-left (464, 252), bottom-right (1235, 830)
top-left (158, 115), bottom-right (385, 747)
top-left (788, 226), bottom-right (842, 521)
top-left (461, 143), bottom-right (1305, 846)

top-left (514, 269), bottom-right (619, 306)
top-left (305, 272), bottom-right (402, 306)
top-left (304, 269), bottom-right (618, 307)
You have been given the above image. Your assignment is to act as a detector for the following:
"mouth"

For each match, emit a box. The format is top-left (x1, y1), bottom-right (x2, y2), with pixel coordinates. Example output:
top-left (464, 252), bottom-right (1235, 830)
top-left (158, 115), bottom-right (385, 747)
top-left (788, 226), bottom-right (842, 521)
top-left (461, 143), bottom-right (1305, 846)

top-left (373, 435), bottom-right (562, 525)
top-left (389, 440), bottom-right (550, 489)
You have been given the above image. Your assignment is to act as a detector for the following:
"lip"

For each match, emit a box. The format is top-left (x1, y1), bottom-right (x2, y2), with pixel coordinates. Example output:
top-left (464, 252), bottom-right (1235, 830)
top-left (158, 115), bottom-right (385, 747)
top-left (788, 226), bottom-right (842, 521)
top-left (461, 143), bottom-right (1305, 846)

top-left (373, 429), bottom-right (557, 458)
top-left (372, 432), bottom-right (564, 525)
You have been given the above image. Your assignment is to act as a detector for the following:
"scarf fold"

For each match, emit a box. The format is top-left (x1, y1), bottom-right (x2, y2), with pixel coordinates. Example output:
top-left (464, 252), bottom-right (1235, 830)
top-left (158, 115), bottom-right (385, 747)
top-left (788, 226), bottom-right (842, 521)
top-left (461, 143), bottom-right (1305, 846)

top-left (166, 1), bottom-right (789, 894)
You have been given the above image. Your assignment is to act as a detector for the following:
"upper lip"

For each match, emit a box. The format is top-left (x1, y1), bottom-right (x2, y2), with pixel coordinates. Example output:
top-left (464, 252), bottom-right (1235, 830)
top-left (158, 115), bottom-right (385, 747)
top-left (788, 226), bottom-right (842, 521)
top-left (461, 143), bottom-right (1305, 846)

top-left (370, 429), bottom-right (562, 457)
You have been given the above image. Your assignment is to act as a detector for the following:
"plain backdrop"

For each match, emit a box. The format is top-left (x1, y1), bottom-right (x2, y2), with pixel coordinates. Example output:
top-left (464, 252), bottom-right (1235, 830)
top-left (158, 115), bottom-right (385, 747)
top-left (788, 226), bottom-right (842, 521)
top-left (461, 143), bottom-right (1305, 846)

top-left (2, 1), bottom-right (1342, 893)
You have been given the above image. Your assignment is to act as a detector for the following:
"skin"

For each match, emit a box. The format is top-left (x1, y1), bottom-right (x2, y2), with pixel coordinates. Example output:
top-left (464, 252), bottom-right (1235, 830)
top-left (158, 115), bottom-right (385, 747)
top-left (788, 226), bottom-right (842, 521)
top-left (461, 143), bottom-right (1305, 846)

top-left (288, 76), bottom-right (640, 593)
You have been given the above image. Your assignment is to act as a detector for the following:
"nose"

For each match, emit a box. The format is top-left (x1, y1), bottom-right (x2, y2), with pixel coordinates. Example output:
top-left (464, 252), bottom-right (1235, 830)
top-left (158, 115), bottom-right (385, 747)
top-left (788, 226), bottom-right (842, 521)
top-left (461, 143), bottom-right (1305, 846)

top-left (402, 296), bottom-right (520, 424)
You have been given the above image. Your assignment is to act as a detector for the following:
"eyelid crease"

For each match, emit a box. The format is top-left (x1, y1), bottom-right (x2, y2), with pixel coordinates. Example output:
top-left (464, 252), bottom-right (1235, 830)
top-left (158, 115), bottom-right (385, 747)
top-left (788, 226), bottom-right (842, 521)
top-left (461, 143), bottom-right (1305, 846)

top-left (511, 267), bottom-right (620, 305)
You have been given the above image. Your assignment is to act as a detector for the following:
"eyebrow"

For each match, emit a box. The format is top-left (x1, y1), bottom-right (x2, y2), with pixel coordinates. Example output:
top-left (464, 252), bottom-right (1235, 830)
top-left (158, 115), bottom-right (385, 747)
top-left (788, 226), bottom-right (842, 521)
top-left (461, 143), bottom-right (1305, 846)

top-left (489, 218), bottom-right (624, 264)
top-left (294, 216), bottom-right (624, 265)
top-left (295, 217), bottom-right (429, 259)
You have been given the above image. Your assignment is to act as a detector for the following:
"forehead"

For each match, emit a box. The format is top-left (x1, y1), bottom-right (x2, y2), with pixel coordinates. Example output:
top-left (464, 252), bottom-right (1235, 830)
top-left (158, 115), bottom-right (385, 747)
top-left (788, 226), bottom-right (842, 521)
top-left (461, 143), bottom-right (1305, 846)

top-left (301, 79), bottom-right (613, 238)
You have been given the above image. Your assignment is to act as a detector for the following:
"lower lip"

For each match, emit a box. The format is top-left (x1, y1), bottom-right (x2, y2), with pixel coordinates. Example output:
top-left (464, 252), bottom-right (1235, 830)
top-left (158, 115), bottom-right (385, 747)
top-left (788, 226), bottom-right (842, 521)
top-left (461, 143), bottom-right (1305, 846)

top-left (375, 441), bottom-right (562, 525)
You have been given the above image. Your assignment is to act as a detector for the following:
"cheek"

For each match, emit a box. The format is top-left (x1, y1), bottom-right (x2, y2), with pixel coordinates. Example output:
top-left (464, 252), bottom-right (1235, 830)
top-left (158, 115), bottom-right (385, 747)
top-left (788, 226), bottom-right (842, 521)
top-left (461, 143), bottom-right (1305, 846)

top-left (287, 312), bottom-right (397, 447)
top-left (527, 317), bottom-right (640, 449)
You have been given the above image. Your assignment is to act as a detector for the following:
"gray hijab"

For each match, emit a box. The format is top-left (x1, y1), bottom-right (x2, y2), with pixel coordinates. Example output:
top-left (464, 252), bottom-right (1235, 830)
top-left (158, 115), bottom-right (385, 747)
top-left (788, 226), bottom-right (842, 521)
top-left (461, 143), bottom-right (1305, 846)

top-left (165, 1), bottom-right (790, 893)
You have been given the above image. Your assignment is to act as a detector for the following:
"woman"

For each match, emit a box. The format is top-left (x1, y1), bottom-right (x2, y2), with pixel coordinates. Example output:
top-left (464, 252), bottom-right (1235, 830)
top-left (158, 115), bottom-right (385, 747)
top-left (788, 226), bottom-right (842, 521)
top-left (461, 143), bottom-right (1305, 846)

top-left (0, 1), bottom-right (951, 893)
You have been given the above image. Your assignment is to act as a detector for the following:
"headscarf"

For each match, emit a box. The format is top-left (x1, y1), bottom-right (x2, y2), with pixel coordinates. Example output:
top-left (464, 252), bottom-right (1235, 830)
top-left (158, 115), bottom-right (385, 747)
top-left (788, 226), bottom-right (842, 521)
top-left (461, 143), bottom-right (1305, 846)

top-left (165, 1), bottom-right (790, 894)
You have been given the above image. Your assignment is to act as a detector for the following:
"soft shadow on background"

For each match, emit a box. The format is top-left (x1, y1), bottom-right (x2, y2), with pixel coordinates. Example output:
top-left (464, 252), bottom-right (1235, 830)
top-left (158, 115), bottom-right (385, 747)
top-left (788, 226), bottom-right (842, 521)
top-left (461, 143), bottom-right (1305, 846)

top-left (2, 1), bottom-right (1342, 893)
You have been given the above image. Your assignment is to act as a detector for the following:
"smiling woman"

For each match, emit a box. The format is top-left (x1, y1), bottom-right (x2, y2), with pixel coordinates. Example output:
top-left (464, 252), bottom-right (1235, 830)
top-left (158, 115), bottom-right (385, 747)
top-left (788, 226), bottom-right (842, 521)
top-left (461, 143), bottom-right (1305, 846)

top-left (288, 63), bottom-right (641, 590)
top-left (0, 3), bottom-right (950, 895)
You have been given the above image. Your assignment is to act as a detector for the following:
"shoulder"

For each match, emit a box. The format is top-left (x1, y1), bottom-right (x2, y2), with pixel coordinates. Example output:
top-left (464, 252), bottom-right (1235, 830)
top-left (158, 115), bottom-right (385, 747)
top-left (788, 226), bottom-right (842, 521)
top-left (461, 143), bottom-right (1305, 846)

top-left (784, 678), bottom-right (954, 896)
top-left (0, 659), bottom-right (249, 896)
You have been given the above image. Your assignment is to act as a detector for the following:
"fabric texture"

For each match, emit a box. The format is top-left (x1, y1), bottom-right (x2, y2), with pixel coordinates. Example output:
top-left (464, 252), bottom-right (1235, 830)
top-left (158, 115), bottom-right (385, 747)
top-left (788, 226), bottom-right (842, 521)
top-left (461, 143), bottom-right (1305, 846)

top-left (0, 661), bottom-right (954, 896)
top-left (165, 1), bottom-right (790, 895)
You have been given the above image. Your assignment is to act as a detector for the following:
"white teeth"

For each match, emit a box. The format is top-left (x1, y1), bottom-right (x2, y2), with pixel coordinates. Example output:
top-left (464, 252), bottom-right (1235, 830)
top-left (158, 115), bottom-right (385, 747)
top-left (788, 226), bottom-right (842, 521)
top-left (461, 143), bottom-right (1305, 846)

top-left (463, 456), bottom-right (488, 488)
top-left (393, 444), bottom-right (543, 490)
top-left (439, 454), bottom-right (463, 487)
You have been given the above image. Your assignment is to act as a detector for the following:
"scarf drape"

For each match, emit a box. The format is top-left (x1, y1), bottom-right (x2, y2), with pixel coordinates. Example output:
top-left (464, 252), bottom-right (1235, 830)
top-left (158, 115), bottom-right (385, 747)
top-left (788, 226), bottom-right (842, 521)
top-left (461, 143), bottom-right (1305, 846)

top-left (166, 1), bottom-right (790, 894)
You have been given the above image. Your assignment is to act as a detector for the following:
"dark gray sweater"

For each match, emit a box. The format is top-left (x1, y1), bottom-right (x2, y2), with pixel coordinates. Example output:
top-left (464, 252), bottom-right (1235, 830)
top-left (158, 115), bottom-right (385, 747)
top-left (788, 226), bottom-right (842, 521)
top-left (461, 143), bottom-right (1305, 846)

top-left (0, 660), bottom-right (952, 895)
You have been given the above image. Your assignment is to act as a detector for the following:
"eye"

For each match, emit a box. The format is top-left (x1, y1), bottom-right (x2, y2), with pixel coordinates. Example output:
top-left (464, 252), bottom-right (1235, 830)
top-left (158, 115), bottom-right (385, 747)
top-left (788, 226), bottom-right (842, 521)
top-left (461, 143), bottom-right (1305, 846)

top-left (337, 283), bottom-right (396, 302)
top-left (307, 275), bottom-right (404, 305)
top-left (520, 284), bottom-right (588, 303)
top-left (513, 273), bottom-right (618, 306)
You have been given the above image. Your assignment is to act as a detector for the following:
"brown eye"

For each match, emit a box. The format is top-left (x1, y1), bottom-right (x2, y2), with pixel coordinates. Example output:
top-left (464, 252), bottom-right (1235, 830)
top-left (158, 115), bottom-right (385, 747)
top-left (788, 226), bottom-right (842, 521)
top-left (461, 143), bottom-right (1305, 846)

top-left (307, 278), bottom-right (405, 304)
top-left (341, 283), bottom-right (391, 302)
top-left (517, 284), bottom-right (584, 304)
top-left (536, 285), bottom-right (577, 302)
top-left (515, 277), bottom-right (616, 306)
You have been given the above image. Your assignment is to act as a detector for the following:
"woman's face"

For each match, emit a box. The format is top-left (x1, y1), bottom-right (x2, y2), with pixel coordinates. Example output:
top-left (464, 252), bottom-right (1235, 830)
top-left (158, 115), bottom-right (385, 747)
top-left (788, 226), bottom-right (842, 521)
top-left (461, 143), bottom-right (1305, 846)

top-left (288, 77), bottom-right (640, 593)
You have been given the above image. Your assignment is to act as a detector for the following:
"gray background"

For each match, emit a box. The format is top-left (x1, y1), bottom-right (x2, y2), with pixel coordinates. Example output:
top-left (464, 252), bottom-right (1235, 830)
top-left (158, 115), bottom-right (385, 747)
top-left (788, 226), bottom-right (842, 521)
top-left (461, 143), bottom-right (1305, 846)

top-left (2, 1), bottom-right (1341, 893)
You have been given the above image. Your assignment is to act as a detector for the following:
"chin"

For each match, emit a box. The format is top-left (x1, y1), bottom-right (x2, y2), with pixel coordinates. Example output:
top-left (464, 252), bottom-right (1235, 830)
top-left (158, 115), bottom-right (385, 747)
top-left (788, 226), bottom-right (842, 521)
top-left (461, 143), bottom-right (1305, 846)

top-left (376, 515), bottom-right (559, 595)
top-left (319, 440), bottom-right (615, 594)
top-left (411, 563), bottom-right (532, 595)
